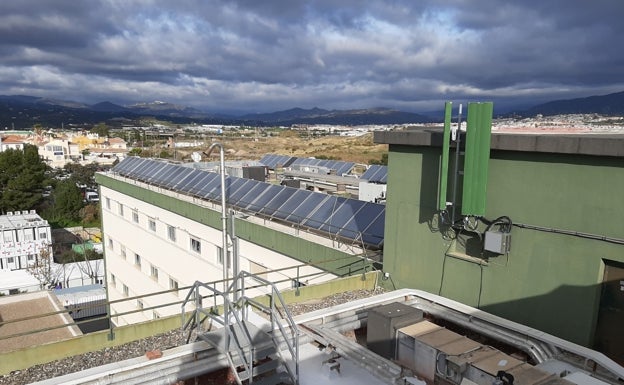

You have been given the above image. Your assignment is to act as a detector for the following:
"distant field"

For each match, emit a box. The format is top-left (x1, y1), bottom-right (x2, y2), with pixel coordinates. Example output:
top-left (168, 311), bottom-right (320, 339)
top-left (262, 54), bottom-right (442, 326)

top-left (172, 132), bottom-right (388, 165)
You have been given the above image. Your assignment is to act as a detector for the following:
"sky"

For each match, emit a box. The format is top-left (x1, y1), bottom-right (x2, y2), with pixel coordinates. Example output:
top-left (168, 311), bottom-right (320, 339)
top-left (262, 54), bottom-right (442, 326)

top-left (1, 0), bottom-right (623, 114)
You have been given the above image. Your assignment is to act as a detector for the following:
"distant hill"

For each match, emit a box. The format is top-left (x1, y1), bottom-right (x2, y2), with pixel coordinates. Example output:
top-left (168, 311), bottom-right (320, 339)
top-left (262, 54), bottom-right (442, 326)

top-left (242, 107), bottom-right (433, 125)
top-left (1, 91), bottom-right (623, 129)
top-left (91, 101), bottom-right (129, 112)
top-left (0, 95), bottom-right (434, 128)
top-left (522, 91), bottom-right (624, 116)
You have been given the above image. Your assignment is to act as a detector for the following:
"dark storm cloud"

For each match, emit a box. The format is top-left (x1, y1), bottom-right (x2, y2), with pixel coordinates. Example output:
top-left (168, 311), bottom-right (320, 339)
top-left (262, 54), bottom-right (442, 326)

top-left (0, 0), bottom-right (622, 113)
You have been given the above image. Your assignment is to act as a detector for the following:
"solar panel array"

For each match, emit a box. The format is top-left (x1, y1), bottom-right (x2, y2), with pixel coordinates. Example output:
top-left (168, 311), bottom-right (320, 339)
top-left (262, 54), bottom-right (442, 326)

top-left (112, 157), bottom-right (384, 248)
top-left (290, 157), bottom-right (354, 176)
top-left (360, 165), bottom-right (388, 183)
top-left (258, 154), bottom-right (296, 169)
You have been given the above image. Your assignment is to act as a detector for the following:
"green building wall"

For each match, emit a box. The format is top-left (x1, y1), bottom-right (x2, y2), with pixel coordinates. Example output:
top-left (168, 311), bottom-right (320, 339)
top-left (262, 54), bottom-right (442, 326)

top-left (378, 135), bottom-right (624, 347)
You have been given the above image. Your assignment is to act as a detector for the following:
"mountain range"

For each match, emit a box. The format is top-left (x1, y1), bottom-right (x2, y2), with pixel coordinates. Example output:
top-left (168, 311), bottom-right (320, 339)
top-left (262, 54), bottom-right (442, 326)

top-left (1, 91), bottom-right (623, 129)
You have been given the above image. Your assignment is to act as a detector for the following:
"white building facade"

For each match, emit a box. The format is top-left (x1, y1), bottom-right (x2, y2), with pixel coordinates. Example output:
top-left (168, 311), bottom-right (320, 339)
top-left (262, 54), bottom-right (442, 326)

top-left (97, 160), bottom-right (378, 326)
top-left (0, 211), bottom-right (52, 271)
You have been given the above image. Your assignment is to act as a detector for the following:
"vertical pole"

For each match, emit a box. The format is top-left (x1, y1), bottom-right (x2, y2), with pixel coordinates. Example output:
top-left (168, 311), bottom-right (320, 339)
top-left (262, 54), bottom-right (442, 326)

top-left (451, 104), bottom-right (463, 225)
top-left (203, 143), bottom-right (229, 325)
top-left (204, 144), bottom-right (228, 292)
top-left (230, 209), bottom-right (240, 302)
top-left (439, 102), bottom-right (452, 211)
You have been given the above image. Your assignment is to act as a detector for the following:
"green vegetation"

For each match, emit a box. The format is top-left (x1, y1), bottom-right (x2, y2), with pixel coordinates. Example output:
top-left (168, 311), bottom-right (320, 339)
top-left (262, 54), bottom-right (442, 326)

top-left (0, 144), bottom-right (46, 212)
top-left (90, 122), bottom-right (110, 137)
top-left (0, 145), bottom-right (102, 227)
top-left (369, 152), bottom-right (388, 165)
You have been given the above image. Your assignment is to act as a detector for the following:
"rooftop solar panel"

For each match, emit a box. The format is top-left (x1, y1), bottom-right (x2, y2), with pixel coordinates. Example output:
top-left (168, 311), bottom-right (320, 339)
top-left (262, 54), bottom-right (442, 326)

top-left (258, 187), bottom-right (298, 216)
top-left (302, 196), bottom-right (346, 230)
top-left (338, 202), bottom-right (385, 247)
top-left (246, 184), bottom-right (283, 212)
top-left (176, 169), bottom-right (205, 192)
top-left (195, 173), bottom-right (221, 199)
top-left (237, 182), bottom-right (270, 208)
top-left (148, 163), bottom-right (177, 185)
top-left (165, 167), bottom-right (195, 189)
top-left (228, 179), bottom-right (260, 203)
top-left (186, 173), bottom-right (216, 196)
top-left (109, 158), bottom-right (385, 248)
top-left (286, 192), bottom-right (328, 224)
top-left (259, 154), bottom-right (295, 169)
top-left (361, 165), bottom-right (388, 183)
top-left (224, 177), bottom-right (248, 199)
top-left (271, 189), bottom-right (311, 221)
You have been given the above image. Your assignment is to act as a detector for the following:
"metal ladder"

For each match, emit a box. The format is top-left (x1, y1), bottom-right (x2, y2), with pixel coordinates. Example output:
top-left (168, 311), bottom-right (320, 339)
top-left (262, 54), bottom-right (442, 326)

top-left (182, 271), bottom-right (299, 385)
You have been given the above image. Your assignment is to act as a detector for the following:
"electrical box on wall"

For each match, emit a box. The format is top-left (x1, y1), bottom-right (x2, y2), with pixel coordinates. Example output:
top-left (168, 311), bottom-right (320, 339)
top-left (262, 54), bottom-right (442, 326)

top-left (484, 230), bottom-right (511, 254)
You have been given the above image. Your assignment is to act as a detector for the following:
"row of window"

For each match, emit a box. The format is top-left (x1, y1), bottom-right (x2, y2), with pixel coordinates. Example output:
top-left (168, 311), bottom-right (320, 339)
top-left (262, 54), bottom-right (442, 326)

top-left (105, 198), bottom-right (213, 256)
top-left (1, 228), bottom-right (48, 243)
top-left (107, 239), bottom-right (180, 294)
top-left (109, 272), bottom-right (179, 297)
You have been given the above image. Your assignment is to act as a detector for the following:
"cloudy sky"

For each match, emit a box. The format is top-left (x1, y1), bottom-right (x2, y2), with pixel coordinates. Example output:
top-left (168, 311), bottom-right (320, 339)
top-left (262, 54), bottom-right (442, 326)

top-left (1, 0), bottom-right (623, 114)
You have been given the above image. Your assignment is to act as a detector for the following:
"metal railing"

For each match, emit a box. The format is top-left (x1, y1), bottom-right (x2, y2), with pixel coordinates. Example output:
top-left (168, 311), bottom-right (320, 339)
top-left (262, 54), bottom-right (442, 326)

top-left (181, 270), bottom-right (300, 384)
top-left (235, 270), bottom-right (300, 384)
top-left (0, 255), bottom-right (377, 350)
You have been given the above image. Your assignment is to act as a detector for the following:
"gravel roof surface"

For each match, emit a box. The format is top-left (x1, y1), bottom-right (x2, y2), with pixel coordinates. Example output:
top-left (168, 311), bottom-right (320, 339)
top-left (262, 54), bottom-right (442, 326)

top-left (0, 288), bottom-right (385, 385)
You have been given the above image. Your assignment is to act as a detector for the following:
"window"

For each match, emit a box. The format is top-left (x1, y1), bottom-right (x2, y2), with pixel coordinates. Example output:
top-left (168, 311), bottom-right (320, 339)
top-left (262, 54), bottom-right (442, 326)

top-left (110, 274), bottom-right (116, 286)
top-left (118, 203), bottom-right (124, 216)
top-left (7, 257), bottom-right (14, 263)
top-left (106, 197), bottom-right (111, 209)
top-left (134, 254), bottom-right (141, 268)
top-left (122, 284), bottom-right (129, 296)
top-left (108, 237), bottom-right (114, 249)
top-left (169, 278), bottom-right (179, 293)
top-left (3, 232), bottom-right (13, 242)
top-left (148, 218), bottom-right (156, 231)
top-left (150, 264), bottom-right (159, 280)
top-left (217, 246), bottom-right (230, 267)
top-left (137, 300), bottom-right (144, 310)
top-left (23, 229), bottom-right (34, 241)
top-left (190, 237), bottom-right (201, 254)
top-left (120, 245), bottom-right (126, 258)
top-left (132, 210), bottom-right (139, 223)
top-left (27, 255), bottom-right (35, 262)
top-left (167, 225), bottom-right (176, 242)
top-left (38, 231), bottom-right (47, 240)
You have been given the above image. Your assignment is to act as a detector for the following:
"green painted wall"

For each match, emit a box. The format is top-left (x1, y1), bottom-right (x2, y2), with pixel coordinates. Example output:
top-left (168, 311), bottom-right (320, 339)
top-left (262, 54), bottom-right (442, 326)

top-left (95, 175), bottom-right (374, 277)
top-left (383, 145), bottom-right (624, 346)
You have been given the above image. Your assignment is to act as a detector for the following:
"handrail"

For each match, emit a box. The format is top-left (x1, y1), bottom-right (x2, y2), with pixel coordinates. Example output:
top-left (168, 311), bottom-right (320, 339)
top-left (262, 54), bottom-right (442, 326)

top-left (181, 280), bottom-right (253, 384)
top-left (0, 255), bottom-right (371, 348)
top-left (236, 271), bottom-right (299, 384)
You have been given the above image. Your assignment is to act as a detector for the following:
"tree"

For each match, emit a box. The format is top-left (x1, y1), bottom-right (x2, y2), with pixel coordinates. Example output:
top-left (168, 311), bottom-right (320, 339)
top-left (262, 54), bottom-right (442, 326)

top-left (91, 122), bottom-right (109, 138)
top-left (0, 144), bottom-right (47, 212)
top-left (27, 247), bottom-right (60, 289)
top-left (128, 148), bottom-right (142, 156)
top-left (64, 163), bottom-right (97, 187)
top-left (79, 204), bottom-right (100, 225)
top-left (52, 180), bottom-right (84, 225)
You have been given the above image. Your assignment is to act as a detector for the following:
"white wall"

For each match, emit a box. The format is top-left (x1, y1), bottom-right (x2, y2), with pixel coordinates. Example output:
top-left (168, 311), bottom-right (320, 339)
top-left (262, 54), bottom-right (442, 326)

top-left (101, 185), bottom-right (334, 326)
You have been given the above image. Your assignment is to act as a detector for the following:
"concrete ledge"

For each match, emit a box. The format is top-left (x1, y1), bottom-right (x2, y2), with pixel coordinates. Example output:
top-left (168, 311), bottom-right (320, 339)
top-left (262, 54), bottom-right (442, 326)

top-left (374, 129), bottom-right (624, 157)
